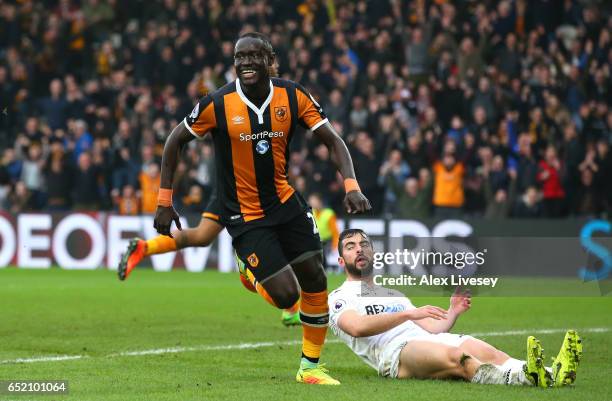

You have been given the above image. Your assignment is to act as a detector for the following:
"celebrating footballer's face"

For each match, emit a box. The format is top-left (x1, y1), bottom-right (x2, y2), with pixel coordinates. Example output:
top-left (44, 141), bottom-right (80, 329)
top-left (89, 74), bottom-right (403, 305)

top-left (234, 35), bottom-right (274, 86)
top-left (338, 230), bottom-right (374, 279)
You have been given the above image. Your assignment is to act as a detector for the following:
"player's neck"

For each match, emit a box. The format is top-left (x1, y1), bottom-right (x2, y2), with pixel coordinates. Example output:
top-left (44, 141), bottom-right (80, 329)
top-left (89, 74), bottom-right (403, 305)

top-left (240, 79), bottom-right (271, 108)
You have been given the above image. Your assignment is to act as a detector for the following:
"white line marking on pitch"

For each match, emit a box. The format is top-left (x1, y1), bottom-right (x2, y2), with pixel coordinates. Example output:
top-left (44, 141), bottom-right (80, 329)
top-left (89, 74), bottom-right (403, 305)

top-left (1, 327), bottom-right (608, 365)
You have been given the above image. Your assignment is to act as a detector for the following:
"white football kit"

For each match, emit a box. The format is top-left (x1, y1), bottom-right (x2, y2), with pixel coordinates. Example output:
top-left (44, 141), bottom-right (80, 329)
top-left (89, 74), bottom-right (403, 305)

top-left (328, 280), bottom-right (472, 378)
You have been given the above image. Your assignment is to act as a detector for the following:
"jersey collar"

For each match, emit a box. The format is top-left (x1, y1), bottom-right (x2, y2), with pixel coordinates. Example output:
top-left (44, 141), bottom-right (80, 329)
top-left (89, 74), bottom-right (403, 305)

top-left (235, 78), bottom-right (274, 125)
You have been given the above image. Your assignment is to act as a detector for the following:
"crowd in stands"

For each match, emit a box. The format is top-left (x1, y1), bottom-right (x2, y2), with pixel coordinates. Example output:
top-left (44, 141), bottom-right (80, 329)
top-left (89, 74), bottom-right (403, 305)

top-left (0, 0), bottom-right (611, 219)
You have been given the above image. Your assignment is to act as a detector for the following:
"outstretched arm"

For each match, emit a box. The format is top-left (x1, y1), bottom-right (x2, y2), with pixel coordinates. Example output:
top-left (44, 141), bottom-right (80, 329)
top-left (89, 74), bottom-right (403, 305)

top-left (153, 121), bottom-right (195, 236)
top-left (313, 122), bottom-right (372, 214)
top-left (337, 306), bottom-right (448, 338)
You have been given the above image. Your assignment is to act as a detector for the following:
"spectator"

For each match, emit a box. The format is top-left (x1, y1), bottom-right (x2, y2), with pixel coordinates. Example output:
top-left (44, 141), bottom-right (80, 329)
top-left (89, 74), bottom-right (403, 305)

top-left (484, 170), bottom-right (517, 219)
top-left (432, 153), bottom-right (465, 218)
top-left (139, 162), bottom-right (161, 214)
top-left (350, 132), bottom-right (384, 215)
top-left (594, 139), bottom-right (612, 214)
top-left (387, 174), bottom-right (432, 220)
top-left (6, 181), bottom-right (34, 213)
top-left (572, 168), bottom-right (600, 217)
top-left (20, 144), bottom-right (45, 208)
top-left (70, 119), bottom-right (93, 161)
top-left (0, 0), bottom-right (608, 222)
top-left (72, 152), bottom-right (101, 210)
top-left (115, 184), bottom-right (140, 215)
top-left (44, 140), bottom-right (73, 211)
top-left (379, 149), bottom-right (410, 215)
top-left (537, 146), bottom-right (565, 218)
top-left (38, 79), bottom-right (68, 131)
top-left (515, 134), bottom-right (538, 194)
top-left (308, 193), bottom-right (340, 269)
top-left (180, 184), bottom-right (206, 214)
top-left (513, 186), bottom-right (543, 218)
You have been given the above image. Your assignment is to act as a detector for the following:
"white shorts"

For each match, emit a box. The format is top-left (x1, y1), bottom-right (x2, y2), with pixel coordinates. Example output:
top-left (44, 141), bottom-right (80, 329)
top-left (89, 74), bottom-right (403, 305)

top-left (378, 332), bottom-right (474, 378)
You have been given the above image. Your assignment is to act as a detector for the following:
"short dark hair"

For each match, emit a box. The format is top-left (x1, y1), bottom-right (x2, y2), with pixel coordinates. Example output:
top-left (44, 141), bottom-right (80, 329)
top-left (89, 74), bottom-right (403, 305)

top-left (237, 32), bottom-right (277, 76)
top-left (338, 229), bottom-right (371, 257)
top-left (238, 32), bottom-right (274, 56)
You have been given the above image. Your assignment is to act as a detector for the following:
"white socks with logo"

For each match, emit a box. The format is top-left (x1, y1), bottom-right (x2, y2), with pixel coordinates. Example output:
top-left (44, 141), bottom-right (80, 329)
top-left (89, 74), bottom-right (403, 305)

top-left (472, 358), bottom-right (535, 386)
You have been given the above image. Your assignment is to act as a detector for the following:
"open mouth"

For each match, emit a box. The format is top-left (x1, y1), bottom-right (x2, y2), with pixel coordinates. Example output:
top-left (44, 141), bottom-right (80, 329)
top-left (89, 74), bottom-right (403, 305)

top-left (356, 255), bottom-right (367, 265)
top-left (240, 69), bottom-right (257, 79)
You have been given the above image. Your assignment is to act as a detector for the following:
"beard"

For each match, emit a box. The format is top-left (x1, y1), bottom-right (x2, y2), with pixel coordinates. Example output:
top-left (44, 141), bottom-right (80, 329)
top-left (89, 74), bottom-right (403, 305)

top-left (345, 258), bottom-right (373, 278)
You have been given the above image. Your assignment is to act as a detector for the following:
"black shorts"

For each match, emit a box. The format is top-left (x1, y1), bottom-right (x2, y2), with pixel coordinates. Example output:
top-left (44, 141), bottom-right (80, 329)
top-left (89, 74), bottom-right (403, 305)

top-left (201, 195), bottom-right (223, 224)
top-left (233, 210), bottom-right (323, 283)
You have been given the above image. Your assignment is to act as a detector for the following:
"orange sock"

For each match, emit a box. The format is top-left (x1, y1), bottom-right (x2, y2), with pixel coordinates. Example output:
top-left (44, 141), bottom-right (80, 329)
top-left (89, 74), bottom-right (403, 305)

top-left (299, 290), bottom-right (329, 361)
top-left (145, 235), bottom-right (177, 256)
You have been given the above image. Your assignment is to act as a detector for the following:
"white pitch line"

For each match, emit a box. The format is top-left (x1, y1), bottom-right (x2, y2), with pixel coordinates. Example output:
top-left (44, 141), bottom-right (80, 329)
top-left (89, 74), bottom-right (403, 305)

top-left (470, 327), bottom-right (610, 337)
top-left (1, 327), bottom-right (608, 365)
top-left (1, 355), bottom-right (85, 363)
top-left (109, 339), bottom-right (306, 357)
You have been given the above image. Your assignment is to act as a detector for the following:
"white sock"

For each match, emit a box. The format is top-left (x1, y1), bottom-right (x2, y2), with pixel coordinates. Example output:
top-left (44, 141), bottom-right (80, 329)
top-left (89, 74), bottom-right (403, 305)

top-left (471, 364), bottom-right (507, 385)
top-left (498, 358), bottom-right (532, 386)
top-left (501, 357), bottom-right (525, 371)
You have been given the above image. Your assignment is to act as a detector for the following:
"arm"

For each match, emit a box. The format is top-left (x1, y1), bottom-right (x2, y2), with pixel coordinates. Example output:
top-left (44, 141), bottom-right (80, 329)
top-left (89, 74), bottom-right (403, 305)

top-left (414, 288), bottom-right (471, 334)
top-left (313, 122), bottom-right (371, 214)
top-left (337, 305), bottom-right (448, 338)
top-left (153, 121), bottom-right (194, 236)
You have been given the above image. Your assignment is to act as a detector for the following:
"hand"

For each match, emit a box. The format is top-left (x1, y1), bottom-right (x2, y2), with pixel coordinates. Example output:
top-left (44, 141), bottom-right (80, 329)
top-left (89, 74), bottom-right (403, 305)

top-left (406, 305), bottom-right (448, 320)
top-left (153, 205), bottom-right (182, 237)
top-left (450, 287), bottom-right (472, 315)
top-left (343, 191), bottom-right (372, 214)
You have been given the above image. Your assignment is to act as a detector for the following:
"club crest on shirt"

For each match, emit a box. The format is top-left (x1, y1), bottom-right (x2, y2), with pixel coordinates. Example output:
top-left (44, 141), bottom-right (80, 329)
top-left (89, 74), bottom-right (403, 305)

top-left (274, 106), bottom-right (288, 122)
top-left (333, 299), bottom-right (346, 312)
top-left (247, 253), bottom-right (259, 268)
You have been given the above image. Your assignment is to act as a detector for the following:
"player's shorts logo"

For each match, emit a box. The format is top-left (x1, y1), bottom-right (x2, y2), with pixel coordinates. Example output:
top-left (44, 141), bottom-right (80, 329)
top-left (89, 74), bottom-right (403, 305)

top-left (247, 253), bottom-right (259, 268)
top-left (256, 139), bottom-right (270, 154)
top-left (274, 106), bottom-right (288, 122)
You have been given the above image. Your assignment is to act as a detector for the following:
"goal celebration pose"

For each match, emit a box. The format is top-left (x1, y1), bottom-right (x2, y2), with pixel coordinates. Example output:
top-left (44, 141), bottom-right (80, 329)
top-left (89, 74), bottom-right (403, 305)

top-left (152, 32), bottom-right (371, 384)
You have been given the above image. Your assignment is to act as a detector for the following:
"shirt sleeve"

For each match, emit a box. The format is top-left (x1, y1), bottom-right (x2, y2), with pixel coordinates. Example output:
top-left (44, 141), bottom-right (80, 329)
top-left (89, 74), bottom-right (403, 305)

top-left (183, 95), bottom-right (216, 138)
top-left (295, 82), bottom-right (328, 131)
top-left (328, 289), bottom-right (359, 330)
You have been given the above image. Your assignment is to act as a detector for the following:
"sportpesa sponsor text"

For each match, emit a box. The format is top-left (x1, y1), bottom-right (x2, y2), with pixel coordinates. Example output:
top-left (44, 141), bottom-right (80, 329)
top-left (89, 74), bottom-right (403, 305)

top-left (240, 131), bottom-right (285, 141)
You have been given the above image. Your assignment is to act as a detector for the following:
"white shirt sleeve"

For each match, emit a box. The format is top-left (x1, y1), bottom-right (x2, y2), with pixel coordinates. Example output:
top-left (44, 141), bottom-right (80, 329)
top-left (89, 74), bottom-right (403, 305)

top-left (328, 289), bottom-right (359, 330)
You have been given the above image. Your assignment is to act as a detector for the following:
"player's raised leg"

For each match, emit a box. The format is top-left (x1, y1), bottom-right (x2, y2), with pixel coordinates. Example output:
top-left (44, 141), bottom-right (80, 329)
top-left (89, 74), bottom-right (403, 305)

top-left (235, 250), bottom-right (301, 325)
top-left (118, 216), bottom-right (223, 281)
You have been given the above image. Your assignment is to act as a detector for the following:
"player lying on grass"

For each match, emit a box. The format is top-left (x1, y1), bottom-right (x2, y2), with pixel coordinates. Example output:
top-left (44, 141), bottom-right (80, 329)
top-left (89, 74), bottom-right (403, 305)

top-left (329, 228), bottom-right (582, 387)
top-left (117, 194), bottom-right (301, 327)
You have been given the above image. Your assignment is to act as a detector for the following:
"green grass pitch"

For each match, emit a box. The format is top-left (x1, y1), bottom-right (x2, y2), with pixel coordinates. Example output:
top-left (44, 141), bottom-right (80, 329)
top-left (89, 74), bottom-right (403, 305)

top-left (0, 269), bottom-right (610, 401)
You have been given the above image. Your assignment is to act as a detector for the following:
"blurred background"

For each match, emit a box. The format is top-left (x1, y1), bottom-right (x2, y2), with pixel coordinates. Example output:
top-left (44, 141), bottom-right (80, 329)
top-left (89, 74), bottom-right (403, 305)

top-left (0, 0), bottom-right (610, 221)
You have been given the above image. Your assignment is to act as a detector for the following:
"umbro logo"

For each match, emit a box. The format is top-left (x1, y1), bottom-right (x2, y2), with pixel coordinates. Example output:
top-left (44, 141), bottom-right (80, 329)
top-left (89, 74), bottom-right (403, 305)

top-left (232, 116), bottom-right (245, 124)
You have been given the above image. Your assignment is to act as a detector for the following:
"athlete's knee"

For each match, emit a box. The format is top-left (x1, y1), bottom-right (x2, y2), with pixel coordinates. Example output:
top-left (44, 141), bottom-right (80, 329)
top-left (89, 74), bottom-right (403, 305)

top-left (309, 263), bottom-right (327, 289)
top-left (262, 270), bottom-right (300, 309)
top-left (269, 287), bottom-right (300, 309)
top-left (296, 257), bottom-right (327, 292)
top-left (448, 347), bottom-right (473, 377)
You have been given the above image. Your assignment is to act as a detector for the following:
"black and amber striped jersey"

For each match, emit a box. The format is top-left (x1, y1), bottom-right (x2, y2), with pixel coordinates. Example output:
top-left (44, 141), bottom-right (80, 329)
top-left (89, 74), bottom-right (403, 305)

top-left (184, 78), bottom-right (328, 228)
